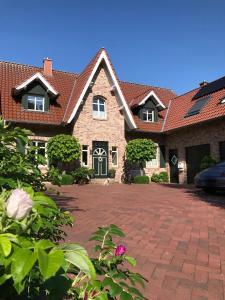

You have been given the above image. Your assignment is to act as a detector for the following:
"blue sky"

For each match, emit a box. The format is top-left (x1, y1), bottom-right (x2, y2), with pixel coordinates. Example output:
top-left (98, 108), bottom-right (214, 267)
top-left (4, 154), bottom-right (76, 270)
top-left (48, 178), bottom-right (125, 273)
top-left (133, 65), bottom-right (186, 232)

top-left (0, 0), bottom-right (225, 94)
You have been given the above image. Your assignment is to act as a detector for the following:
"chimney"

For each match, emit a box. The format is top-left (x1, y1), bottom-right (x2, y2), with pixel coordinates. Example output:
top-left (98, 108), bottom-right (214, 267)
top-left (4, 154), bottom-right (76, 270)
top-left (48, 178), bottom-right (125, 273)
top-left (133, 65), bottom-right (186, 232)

top-left (199, 80), bottom-right (208, 87)
top-left (43, 57), bottom-right (52, 76)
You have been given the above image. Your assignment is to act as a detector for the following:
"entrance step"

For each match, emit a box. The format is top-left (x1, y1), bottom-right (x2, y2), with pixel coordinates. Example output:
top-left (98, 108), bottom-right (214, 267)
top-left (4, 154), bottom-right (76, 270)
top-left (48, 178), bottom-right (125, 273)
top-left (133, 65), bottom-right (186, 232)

top-left (90, 178), bottom-right (116, 185)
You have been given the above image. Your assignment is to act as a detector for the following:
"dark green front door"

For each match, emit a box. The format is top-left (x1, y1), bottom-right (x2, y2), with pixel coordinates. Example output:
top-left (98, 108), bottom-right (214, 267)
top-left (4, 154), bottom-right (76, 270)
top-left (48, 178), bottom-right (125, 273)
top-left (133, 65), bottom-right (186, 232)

top-left (92, 141), bottom-right (108, 178)
top-left (186, 144), bottom-right (210, 184)
top-left (169, 149), bottom-right (179, 183)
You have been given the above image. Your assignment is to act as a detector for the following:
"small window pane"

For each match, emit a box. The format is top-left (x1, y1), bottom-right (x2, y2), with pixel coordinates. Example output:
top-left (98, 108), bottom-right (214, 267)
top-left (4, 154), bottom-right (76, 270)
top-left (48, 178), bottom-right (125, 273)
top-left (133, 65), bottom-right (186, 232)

top-left (112, 147), bottom-right (118, 166)
top-left (99, 104), bottom-right (105, 112)
top-left (93, 104), bottom-right (98, 111)
top-left (82, 145), bottom-right (88, 166)
top-left (38, 148), bottom-right (45, 157)
top-left (36, 99), bottom-right (44, 111)
top-left (28, 99), bottom-right (35, 110)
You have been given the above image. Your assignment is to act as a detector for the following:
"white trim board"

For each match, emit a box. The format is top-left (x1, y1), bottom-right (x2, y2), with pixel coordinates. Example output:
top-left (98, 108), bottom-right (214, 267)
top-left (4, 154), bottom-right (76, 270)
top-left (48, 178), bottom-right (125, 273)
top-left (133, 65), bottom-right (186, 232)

top-left (67, 50), bottom-right (137, 129)
top-left (15, 72), bottom-right (58, 96)
top-left (138, 90), bottom-right (166, 109)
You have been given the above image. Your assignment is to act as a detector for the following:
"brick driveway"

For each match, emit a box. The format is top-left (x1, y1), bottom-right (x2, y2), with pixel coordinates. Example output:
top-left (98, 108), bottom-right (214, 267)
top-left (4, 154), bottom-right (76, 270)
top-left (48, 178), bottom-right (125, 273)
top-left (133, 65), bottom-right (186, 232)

top-left (53, 183), bottom-right (225, 300)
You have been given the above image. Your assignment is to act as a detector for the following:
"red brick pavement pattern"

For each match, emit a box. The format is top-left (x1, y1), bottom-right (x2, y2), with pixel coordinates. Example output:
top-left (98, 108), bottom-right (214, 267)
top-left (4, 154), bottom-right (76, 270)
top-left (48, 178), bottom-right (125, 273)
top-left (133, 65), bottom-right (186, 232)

top-left (51, 183), bottom-right (225, 300)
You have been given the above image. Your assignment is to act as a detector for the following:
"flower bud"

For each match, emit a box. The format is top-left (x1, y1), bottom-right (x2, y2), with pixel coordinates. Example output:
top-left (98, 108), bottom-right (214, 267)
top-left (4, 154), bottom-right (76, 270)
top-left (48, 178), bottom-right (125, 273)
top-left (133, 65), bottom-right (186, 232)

top-left (115, 245), bottom-right (126, 256)
top-left (6, 189), bottom-right (33, 220)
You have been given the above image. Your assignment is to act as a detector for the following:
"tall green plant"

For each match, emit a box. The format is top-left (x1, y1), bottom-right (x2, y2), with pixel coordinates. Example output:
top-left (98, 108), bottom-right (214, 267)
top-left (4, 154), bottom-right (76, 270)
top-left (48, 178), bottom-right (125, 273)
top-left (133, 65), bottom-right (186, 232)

top-left (0, 119), bottom-right (45, 191)
top-left (47, 134), bottom-right (81, 165)
top-left (126, 139), bottom-right (156, 167)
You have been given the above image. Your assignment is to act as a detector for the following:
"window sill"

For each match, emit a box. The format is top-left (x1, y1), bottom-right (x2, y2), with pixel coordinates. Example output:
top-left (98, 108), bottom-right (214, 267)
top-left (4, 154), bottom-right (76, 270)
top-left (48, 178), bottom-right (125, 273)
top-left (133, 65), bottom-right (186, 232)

top-left (92, 117), bottom-right (107, 121)
top-left (22, 109), bottom-right (49, 113)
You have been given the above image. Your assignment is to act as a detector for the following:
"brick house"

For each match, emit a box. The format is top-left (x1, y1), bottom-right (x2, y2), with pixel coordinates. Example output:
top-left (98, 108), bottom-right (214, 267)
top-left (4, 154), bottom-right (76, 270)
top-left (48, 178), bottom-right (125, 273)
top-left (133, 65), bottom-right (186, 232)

top-left (1, 48), bottom-right (225, 183)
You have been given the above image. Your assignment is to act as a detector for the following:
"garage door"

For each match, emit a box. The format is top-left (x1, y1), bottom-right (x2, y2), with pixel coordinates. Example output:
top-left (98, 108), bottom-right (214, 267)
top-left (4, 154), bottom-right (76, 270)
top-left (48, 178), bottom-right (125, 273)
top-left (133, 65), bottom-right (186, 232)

top-left (185, 144), bottom-right (210, 184)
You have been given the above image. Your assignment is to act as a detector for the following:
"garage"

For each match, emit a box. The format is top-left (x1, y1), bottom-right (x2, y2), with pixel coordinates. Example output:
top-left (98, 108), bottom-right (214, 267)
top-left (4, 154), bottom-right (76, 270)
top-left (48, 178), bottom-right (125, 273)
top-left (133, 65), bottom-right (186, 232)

top-left (185, 144), bottom-right (210, 184)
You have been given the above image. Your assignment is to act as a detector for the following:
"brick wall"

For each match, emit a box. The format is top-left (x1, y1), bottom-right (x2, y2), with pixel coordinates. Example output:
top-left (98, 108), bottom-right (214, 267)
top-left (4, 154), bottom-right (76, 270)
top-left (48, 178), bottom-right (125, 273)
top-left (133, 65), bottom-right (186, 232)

top-left (72, 65), bottom-right (127, 182)
top-left (166, 118), bottom-right (225, 183)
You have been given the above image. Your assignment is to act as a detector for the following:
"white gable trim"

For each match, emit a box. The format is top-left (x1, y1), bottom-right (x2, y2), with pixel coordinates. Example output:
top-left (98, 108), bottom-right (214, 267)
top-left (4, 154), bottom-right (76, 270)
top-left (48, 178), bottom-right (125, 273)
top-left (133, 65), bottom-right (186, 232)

top-left (15, 72), bottom-right (58, 96)
top-left (67, 50), bottom-right (137, 129)
top-left (138, 90), bottom-right (166, 109)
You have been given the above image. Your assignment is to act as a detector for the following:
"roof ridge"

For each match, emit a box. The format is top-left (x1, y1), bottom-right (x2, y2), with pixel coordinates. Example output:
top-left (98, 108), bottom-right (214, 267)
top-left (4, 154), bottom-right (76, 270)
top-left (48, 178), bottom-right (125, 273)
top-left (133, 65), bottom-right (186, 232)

top-left (119, 79), bottom-right (175, 93)
top-left (0, 60), bottom-right (79, 76)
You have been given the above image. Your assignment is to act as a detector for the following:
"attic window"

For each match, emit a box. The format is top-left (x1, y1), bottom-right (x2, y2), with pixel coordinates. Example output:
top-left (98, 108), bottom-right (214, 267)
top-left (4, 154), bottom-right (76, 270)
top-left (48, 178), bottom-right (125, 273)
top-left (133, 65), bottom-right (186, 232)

top-left (27, 95), bottom-right (45, 112)
top-left (220, 97), bottom-right (225, 104)
top-left (185, 96), bottom-right (211, 118)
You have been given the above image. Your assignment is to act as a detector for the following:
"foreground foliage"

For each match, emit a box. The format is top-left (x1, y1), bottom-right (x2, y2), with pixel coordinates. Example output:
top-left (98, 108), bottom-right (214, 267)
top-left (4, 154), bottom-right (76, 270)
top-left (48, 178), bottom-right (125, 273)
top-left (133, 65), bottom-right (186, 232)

top-left (0, 119), bottom-right (45, 191)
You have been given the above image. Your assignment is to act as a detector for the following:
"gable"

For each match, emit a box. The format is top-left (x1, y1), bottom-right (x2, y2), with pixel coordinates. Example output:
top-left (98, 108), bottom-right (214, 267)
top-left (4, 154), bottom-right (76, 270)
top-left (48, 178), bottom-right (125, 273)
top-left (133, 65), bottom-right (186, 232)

top-left (65, 49), bottom-right (137, 129)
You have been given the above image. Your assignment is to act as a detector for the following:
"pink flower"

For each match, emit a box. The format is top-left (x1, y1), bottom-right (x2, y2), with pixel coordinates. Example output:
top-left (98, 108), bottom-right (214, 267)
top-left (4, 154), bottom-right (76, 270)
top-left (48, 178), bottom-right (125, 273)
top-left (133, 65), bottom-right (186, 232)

top-left (115, 245), bottom-right (126, 256)
top-left (6, 189), bottom-right (33, 220)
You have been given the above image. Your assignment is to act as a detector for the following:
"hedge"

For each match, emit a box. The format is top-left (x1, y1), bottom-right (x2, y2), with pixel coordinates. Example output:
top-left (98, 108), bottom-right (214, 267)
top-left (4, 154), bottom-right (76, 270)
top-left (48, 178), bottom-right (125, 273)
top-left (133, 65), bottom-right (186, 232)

top-left (133, 175), bottom-right (149, 184)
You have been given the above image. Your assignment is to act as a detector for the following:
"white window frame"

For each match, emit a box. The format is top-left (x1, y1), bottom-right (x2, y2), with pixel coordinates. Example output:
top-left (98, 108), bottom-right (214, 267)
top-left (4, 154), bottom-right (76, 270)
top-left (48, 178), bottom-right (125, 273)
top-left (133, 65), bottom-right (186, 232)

top-left (31, 140), bottom-right (47, 166)
top-left (142, 108), bottom-right (155, 122)
top-left (220, 97), bottom-right (225, 104)
top-left (82, 145), bottom-right (89, 166)
top-left (146, 146), bottom-right (159, 168)
top-left (112, 146), bottom-right (118, 167)
top-left (92, 97), bottom-right (107, 119)
top-left (27, 95), bottom-right (45, 112)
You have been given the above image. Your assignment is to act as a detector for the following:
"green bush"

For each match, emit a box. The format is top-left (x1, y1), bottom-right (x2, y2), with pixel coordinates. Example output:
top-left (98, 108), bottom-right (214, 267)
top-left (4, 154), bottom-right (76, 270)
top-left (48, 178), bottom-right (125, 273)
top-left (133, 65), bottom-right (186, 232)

top-left (61, 174), bottom-right (74, 185)
top-left (47, 134), bottom-right (80, 165)
top-left (134, 175), bottom-right (150, 184)
top-left (109, 168), bottom-right (116, 178)
top-left (46, 166), bottom-right (62, 185)
top-left (72, 167), bottom-right (94, 184)
top-left (200, 155), bottom-right (216, 171)
top-left (126, 139), bottom-right (157, 166)
top-left (151, 171), bottom-right (169, 183)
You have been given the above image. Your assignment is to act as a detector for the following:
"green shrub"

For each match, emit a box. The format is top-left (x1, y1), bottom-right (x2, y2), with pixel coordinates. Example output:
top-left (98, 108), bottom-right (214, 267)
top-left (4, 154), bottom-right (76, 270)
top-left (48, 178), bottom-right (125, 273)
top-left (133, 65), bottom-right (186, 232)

top-left (72, 167), bottom-right (94, 184)
top-left (109, 168), bottom-right (116, 178)
top-left (61, 174), bottom-right (74, 185)
top-left (46, 166), bottom-right (62, 185)
top-left (126, 139), bottom-right (157, 167)
top-left (134, 175), bottom-right (149, 184)
top-left (200, 155), bottom-right (216, 171)
top-left (47, 134), bottom-right (80, 165)
top-left (151, 171), bottom-right (169, 183)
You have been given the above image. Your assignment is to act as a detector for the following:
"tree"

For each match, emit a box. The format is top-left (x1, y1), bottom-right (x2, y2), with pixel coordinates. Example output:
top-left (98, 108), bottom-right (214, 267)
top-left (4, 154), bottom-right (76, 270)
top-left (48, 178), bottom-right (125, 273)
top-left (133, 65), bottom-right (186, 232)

top-left (47, 134), bottom-right (80, 170)
top-left (126, 138), bottom-right (157, 167)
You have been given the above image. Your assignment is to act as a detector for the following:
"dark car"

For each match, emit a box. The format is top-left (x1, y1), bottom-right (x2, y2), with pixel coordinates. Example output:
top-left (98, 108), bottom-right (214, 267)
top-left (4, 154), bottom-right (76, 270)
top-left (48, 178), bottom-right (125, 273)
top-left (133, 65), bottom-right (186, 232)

top-left (194, 162), bottom-right (225, 193)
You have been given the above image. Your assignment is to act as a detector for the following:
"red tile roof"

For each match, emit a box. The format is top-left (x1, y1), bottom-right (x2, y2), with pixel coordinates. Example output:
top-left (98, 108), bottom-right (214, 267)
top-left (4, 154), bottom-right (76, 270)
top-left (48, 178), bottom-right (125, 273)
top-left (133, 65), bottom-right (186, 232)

top-left (0, 61), bottom-right (78, 124)
top-left (164, 86), bottom-right (225, 132)
top-left (1, 48), bottom-right (225, 133)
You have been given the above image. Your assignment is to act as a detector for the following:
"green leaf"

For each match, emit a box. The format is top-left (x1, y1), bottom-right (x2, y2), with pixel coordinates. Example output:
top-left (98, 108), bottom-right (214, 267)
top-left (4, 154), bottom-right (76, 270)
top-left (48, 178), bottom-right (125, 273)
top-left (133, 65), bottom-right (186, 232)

top-left (95, 292), bottom-right (108, 300)
top-left (64, 250), bottom-right (96, 280)
top-left (109, 225), bottom-right (125, 237)
top-left (0, 274), bottom-right (11, 285)
top-left (11, 248), bottom-right (37, 284)
top-left (120, 291), bottom-right (134, 300)
top-left (128, 287), bottom-right (144, 298)
top-left (35, 240), bottom-right (55, 249)
top-left (124, 256), bottom-right (136, 267)
top-left (38, 248), bottom-right (64, 280)
top-left (60, 243), bottom-right (88, 255)
top-left (0, 236), bottom-right (11, 257)
top-left (33, 194), bottom-right (57, 208)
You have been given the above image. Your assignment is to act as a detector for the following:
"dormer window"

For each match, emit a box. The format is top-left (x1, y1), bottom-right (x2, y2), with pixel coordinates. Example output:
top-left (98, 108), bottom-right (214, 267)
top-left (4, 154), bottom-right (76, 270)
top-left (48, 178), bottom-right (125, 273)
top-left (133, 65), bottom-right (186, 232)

top-left (142, 108), bottom-right (155, 122)
top-left (27, 95), bottom-right (45, 112)
top-left (93, 97), bottom-right (106, 119)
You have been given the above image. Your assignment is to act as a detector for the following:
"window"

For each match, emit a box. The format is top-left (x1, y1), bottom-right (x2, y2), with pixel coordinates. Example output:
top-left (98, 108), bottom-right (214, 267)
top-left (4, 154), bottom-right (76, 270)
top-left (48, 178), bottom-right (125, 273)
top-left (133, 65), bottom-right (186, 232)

top-left (185, 96), bottom-right (211, 117)
top-left (93, 97), bottom-right (106, 119)
top-left (31, 141), bottom-right (47, 165)
top-left (220, 97), bottom-right (225, 104)
top-left (82, 145), bottom-right (88, 166)
top-left (27, 95), bottom-right (45, 111)
top-left (112, 146), bottom-right (118, 166)
top-left (146, 147), bottom-right (159, 168)
top-left (142, 108), bottom-right (155, 122)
